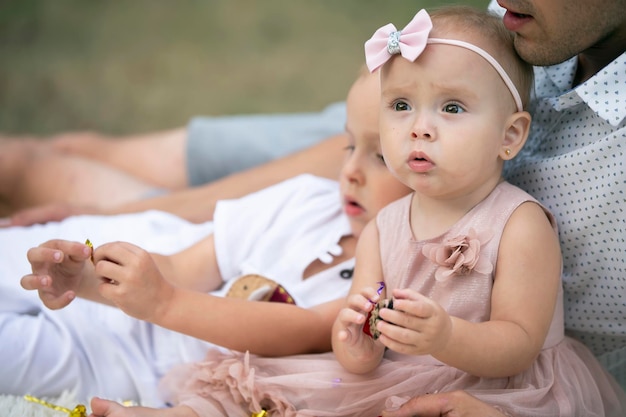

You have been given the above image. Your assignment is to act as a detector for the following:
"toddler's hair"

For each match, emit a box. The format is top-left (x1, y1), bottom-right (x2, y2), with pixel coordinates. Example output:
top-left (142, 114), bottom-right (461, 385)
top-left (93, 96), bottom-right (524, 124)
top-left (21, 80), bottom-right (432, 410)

top-left (430, 5), bottom-right (534, 109)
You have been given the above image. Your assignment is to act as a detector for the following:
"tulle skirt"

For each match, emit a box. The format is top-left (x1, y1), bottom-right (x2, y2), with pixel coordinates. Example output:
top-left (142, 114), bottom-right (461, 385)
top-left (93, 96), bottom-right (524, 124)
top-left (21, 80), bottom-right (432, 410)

top-left (160, 336), bottom-right (625, 417)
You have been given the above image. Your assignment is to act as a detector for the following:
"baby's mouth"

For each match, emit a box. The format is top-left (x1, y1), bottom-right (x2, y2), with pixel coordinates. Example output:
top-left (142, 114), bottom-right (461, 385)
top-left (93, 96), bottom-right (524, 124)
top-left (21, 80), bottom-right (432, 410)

top-left (348, 199), bottom-right (362, 209)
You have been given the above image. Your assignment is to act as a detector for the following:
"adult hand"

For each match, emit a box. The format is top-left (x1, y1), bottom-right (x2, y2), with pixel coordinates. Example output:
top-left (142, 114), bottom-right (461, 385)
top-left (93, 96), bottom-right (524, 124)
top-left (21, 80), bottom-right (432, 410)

top-left (21, 239), bottom-right (93, 309)
top-left (381, 391), bottom-right (509, 417)
top-left (93, 241), bottom-right (175, 322)
top-left (2, 202), bottom-right (99, 227)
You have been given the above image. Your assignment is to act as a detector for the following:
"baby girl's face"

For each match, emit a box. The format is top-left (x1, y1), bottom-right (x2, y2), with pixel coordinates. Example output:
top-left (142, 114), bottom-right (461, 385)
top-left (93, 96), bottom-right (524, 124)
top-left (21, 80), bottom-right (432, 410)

top-left (378, 33), bottom-right (519, 201)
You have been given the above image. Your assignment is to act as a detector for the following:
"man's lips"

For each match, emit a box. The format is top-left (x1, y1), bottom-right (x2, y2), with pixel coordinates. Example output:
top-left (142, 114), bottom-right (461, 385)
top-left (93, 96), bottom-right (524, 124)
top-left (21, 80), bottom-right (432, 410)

top-left (502, 10), bottom-right (533, 32)
top-left (497, 2), bottom-right (533, 32)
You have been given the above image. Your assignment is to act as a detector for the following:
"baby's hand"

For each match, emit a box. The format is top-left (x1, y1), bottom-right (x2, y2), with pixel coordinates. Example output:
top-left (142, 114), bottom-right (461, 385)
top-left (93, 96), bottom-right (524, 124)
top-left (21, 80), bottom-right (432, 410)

top-left (93, 241), bottom-right (175, 322)
top-left (333, 286), bottom-right (386, 372)
top-left (335, 286), bottom-right (381, 346)
top-left (21, 239), bottom-right (93, 309)
top-left (375, 288), bottom-right (452, 356)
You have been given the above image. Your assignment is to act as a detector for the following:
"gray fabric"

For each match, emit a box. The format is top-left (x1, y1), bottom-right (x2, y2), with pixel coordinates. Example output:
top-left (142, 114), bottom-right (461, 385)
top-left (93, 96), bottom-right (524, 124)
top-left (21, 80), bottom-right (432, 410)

top-left (186, 102), bottom-right (347, 186)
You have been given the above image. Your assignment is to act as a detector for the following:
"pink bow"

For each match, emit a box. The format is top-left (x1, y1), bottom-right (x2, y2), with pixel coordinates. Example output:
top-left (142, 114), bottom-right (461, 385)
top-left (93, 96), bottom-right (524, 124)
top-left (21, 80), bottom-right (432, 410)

top-left (364, 9), bottom-right (433, 72)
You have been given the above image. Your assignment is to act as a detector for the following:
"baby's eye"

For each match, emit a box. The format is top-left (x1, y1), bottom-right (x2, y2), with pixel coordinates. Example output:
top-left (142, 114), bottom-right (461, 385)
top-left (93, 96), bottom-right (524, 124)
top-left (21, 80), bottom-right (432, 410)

top-left (376, 153), bottom-right (385, 164)
top-left (393, 101), bottom-right (411, 112)
top-left (443, 103), bottom-right (464, 114)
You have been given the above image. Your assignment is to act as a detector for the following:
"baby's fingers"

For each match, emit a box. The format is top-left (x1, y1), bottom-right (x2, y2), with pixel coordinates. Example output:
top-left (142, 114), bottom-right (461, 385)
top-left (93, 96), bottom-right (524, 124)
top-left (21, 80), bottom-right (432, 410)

top-left (348, 291), bottom-right (378, 314)
top-left (20, 273), bottom-right (75, 309)
top-left (20, 273), bottom-right (52, 291)
top-left (336, 304), bottom-right (367, 328)
top-left (335, 292), bottom-right (379, 341)
top-left (391, 288), bottom-right (437, 318)
top-left (40, 290), bottom-right (76, 310)
top-left (335, 306), bottom-right (367, 344)
top-left (27, 240), bottom-right (92, 265)
top-left (26, 246), bottom-right (63, 266)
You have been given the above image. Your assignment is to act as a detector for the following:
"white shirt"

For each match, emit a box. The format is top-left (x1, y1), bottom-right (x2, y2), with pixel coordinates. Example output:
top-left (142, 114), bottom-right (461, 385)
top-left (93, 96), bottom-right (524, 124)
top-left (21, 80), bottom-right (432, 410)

top-left (490, 0), bottom-right (626, 383)
top-left (507, 53), bottom-right (626, 360)
top-left (213, 174), bottom-right (354, 307)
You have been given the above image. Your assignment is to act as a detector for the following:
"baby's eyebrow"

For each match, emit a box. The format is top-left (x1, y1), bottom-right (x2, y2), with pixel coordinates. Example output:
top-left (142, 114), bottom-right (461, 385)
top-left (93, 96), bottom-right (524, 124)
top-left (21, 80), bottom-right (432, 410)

top-left (430, 81), bottom-right (479, 100)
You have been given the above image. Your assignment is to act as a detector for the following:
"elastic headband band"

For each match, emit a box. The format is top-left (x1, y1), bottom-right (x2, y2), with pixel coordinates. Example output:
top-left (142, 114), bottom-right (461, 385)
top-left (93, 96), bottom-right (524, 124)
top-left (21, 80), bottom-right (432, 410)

top-left (427, 38), bottom-right (523, 112)
top-left (365, 9), bottom-right (524, 112)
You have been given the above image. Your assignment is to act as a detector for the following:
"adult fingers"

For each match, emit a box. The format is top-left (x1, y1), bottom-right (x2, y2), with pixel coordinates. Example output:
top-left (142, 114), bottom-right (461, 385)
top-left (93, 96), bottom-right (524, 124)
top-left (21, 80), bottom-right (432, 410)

top-left (382, 391), bottom-right (507, 417)
top-left (7, 203), bottom-right (91, 227)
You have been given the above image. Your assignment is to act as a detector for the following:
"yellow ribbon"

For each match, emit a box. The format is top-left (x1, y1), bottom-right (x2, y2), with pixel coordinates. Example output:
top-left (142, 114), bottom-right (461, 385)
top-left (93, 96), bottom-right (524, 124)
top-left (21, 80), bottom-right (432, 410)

top-left (26, 393), bottom-right (260, 417)
top-left (24, 395), bottom-right (87, 417)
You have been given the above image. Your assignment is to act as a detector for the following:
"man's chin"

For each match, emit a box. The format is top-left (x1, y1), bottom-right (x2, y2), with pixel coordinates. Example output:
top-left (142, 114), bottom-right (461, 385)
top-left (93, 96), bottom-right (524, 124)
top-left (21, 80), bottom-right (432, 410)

top-left (513, 37), bottom-right (574, 67)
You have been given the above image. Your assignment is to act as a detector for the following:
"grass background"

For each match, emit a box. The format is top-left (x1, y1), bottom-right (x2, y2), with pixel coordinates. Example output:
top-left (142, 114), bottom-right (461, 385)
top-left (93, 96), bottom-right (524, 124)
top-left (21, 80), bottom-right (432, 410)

top-left (0, 0), bottom-right (487, 136)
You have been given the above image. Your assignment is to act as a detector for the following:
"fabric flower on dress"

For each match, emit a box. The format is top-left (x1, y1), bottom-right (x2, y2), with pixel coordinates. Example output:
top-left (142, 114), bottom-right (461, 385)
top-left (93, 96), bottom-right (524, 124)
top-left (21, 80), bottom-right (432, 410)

top-left (422, 228), bottom-right (494, 282)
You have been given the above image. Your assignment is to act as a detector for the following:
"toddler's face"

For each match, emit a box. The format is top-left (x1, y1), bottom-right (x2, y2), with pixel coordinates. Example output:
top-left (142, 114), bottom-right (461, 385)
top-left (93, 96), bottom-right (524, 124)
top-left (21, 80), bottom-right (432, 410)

top-left (339, 71), bottom-right (411, 238)
top-left (378, 34), bottom-right (518, 201)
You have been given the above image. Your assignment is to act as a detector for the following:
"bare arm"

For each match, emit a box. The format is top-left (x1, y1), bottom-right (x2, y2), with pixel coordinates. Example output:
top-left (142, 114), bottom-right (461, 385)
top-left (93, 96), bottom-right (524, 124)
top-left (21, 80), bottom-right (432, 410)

top-left (110, 134), bottom-right (347, 223)
top-left (149, 236), bottom-right (222, 293)
top-left (332, 220), bottom-right (387, 373)
top-left (91, 239), bottom-right (342, 356)
top-left (151, 293), bottom-right (344, 356)
top-left (96, 254), bottom-right (345, 356)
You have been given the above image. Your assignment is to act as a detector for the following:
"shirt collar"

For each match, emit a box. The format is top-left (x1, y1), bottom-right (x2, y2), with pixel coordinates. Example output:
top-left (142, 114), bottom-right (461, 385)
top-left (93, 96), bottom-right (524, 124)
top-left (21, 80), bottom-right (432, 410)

top-left (543, 52), bottom-right (626, 127)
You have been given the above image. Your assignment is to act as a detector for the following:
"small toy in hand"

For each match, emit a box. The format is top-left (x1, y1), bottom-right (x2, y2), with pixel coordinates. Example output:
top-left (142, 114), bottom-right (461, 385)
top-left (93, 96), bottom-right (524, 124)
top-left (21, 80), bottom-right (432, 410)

top-left (362, 281), bottom-right (392, 339)
top-left (363, 298), bottom-right (394, 340)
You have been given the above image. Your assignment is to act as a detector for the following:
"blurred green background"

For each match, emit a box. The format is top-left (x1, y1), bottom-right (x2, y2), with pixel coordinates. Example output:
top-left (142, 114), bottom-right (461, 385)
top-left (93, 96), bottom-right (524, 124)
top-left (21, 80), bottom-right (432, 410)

top-left (0, 0), bottom-right (487, 136)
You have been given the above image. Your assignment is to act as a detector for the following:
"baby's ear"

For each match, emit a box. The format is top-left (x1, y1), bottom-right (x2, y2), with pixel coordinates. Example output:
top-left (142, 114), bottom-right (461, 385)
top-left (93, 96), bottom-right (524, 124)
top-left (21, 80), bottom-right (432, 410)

top-left (500, 111), bottom-right (531, 160)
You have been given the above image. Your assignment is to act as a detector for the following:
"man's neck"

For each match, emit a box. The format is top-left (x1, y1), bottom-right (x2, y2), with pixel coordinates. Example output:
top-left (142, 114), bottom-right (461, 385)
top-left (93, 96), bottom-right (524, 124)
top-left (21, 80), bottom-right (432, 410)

top-left (574, 25), bottom-right (626, 86)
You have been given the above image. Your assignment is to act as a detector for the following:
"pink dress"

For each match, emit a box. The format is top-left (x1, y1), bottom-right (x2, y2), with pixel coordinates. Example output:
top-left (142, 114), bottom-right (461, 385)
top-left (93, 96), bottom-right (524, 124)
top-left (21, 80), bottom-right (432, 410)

top-left (159, 182), bottom-right (625, 417)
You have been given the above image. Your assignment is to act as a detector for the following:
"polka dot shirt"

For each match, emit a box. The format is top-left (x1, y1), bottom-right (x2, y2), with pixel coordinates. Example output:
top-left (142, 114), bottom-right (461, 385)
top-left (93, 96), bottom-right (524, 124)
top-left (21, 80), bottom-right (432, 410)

top-left (504, 53), bottom-right (626, 375)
